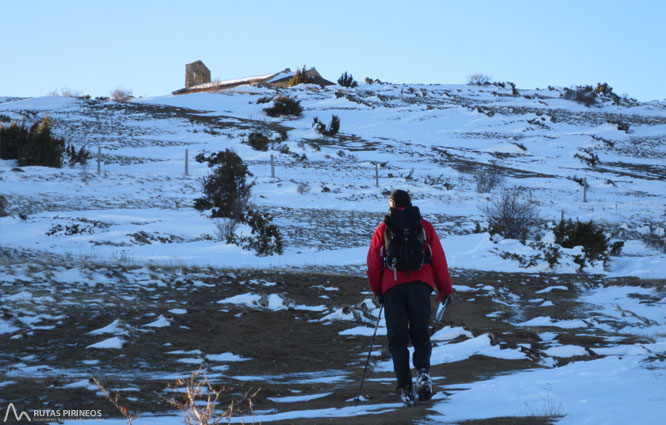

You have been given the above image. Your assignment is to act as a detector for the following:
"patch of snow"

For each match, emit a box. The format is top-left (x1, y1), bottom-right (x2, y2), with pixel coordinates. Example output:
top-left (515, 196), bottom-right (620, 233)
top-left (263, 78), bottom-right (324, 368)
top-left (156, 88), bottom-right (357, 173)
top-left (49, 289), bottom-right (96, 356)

top-left (205, 352), bottom-right (249, 362)
top-left (86, 337), bottom-right (124, 349)
top-left (339, 326), bottom-right (387, 336)
top-left (0, 319), bottom-right (19, 335)
top-left (217, 293), bottom-right (261, 307)
top-left (544, 345), bottom-right (589, 358)
top-left (267, 392), bottom-right (332, 403)
top-left (517, 316), bottom-right (587, 329)
top-left (431, 326), bottom-right (474, 341)
top-left (5, 291), bottom-right (32, 302)
top-left (535, 286), bottom-right (569, 294)
top-left (144, 315), bottom-right (170, 328)
top-left (87, 319), bottom-right (126, 335)
top-left (429, 356), bottom-right (666, 425)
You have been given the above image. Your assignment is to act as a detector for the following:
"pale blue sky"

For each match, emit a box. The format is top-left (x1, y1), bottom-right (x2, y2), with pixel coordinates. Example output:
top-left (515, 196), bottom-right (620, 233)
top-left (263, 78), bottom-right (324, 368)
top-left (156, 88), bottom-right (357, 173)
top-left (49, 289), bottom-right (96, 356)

top-left (1, 0), bottom-right (664, 100)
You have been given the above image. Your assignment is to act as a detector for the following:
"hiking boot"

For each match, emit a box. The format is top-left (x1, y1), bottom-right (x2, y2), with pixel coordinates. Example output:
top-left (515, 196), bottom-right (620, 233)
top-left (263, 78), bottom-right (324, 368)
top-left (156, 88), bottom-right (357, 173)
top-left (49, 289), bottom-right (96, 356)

top-left (400, 386), bottom-right (416, 407)
top-left (416, 368), bottom-right (432, 401)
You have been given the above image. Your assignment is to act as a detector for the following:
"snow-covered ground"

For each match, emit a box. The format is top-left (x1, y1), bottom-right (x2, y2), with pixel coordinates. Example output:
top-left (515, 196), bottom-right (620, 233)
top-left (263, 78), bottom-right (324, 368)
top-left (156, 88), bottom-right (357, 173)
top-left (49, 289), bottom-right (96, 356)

top-left (1, 83), bottom-right (665, 276)
top-left (1, 82), bottom-right (665, 423)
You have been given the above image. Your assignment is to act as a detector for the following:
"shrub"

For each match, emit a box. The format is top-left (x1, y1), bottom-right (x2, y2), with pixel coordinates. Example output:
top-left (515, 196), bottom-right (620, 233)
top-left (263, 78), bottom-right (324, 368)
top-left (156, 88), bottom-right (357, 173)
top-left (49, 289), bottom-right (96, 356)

top-left (245, 132), bottom-right (270, 151)
top-left (166, 370), bottom-right (260, 424)
top-left (553, 219), bottom-right (611, 268)
top-left (25, 117), bottom-right (65, 167)
top-left (509, 81), bottom-right (519, 95)
top-left (4, 116), bottom-right (66, 167)
top-left (544, 245), bottom-right (562, 269)
top-left (338, 72), bottom-right (358, 88)
top-left (194, 150), bottom-right (284, 256)
top-left (609, 119), bottom-right (630, 132)
top-left (213, 217), bottom-right (238, 243)
top-left (596, 82), bottom-right (614, 96)
top-left (595, 82), bottom-right (622, 104)
top-left (66, 144), bottom-right (92, 166)
top-left (481, 189), bottom-right (539, 239)
top-left (641, 225), bottom-right (666, 254)
top-left (256, 95), bottom-right (273, 104)
top-left (562, 85), bottom-right (597, 107)
top-left (288, 65), bottom-right (317, 87)
top-left (239, 208), bottom-right (284, 256)
top-left (570, 175), bottom-right (589, 188)
top-left (574, 148), bottom-right (600, 168)
top-left (0, 122), bottom-right (27, 160)
top-left (297, 182), bottom-right (310, 194)
top-left (263, 95), bottom-right (303, 117)
top-left (110, 88), bottom-right (133, 102)
top-left (467, 73), bottom-right (492, 85)
top-left (47, 87), bottom-right (83, 97)
top-left (312, 115), bottom-right (340, 137)
top-left (194, 149), bottom-right (253, 220)
top-left (475, 163), bottom-right (504, 193)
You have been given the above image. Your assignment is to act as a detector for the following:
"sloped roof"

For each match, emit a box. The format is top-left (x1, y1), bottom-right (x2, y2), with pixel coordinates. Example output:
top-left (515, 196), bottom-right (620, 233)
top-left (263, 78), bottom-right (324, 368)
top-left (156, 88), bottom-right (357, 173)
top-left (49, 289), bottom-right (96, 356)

top-left (172, 66), bottom-right (334, 95)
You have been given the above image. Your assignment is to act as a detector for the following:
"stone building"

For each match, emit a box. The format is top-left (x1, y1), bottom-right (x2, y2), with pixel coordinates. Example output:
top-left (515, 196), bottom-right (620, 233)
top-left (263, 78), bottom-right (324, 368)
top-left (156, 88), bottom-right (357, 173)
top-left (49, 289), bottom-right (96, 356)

top-left (185, 60), bottom-right (211, 88)
top-left (173, 61), bottom-right (334, 95)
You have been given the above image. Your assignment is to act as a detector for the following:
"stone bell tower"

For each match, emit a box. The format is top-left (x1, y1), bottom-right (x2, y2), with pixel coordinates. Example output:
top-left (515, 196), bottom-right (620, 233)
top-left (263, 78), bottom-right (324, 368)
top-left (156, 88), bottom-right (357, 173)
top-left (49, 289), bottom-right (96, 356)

top-left (185, 60), bottom-right (211, 88)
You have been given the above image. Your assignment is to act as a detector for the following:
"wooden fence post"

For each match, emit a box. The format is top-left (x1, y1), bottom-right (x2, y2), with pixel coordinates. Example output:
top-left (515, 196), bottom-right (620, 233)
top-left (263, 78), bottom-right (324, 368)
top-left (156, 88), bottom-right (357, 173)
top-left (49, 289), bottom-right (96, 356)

top-left (185, 149), bottom-right (189, 176)
top-left (270, 154), bottom-right (275, 178)
top-left (375, 163), bottom-right (379, 187)
top-left (97, 147), bottom-right (101, 174)
top-left (583, 178), bottom-right (588, 203)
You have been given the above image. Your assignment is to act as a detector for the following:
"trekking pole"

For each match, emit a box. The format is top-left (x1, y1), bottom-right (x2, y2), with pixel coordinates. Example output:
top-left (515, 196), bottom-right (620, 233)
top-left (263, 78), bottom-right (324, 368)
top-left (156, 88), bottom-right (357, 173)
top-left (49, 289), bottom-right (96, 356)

top-left (355, 304), bottom-right (383, 406)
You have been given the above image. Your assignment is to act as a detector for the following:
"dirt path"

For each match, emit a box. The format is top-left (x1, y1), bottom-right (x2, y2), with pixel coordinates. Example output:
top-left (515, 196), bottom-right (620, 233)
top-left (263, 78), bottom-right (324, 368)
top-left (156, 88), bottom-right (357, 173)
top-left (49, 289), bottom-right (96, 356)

top-left (1, 262), bottom-right (663, 424)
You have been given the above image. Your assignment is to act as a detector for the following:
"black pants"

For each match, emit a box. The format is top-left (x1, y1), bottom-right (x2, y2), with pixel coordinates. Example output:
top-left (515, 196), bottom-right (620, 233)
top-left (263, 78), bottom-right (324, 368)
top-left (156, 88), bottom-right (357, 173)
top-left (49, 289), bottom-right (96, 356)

top-left (384, 281), bottom-right (432, 389)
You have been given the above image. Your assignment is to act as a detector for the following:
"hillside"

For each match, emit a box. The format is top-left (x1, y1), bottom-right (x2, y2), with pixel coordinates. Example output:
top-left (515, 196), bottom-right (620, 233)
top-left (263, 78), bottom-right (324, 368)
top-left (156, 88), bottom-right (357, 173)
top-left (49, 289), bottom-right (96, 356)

top-left (1, 82), bottom-right (665, 424)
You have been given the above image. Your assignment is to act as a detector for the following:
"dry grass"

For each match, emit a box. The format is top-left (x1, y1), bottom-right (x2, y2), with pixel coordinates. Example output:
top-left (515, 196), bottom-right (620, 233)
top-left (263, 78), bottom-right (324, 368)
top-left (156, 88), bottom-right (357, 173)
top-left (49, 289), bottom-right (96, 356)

top-left (93, 370), bottom-right (260, 425)
top-left (110, 88), bottom-right (133, 102)
top-left (168, 369), bottom-right (260, 425)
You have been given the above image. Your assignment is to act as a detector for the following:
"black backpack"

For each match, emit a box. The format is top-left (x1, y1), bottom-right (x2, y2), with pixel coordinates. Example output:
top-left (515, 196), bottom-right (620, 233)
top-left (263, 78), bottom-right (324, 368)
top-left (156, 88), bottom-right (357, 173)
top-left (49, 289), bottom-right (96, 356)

top-left (383, 206), bottom-right (431, 275)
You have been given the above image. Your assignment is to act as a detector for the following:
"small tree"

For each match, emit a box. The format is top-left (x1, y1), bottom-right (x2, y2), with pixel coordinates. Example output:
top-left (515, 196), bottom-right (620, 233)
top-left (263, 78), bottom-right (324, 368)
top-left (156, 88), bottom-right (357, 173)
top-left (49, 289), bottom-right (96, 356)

top-left (194, 150), bottom-right (284, 256)
top-left (263, 95), bottom-right (303, 117)
top-left (481, 189), bottom-right (539, 239)
top-left (288, 65), bottom-right (316, 87)
top-left (553, 219), bottom-right (610, 267)
top-left (67, 144), bottom-right (92, 167)
top-left (337, 72), bottom-right (358, 88)
top-left (0, 122), bottom-right (27, 160)
top-left (240, 209), bottom-right (284, 256)
top-left (574, 148), bottom-right (600, 168)
top-left (245, 132), bottom-right (270, 151)
top-left (193, 149), bottom-right (253, 220)
top-left (18, 116), bottom-right (65, 167)
top-left (313, 115), bottom-right (340, 137)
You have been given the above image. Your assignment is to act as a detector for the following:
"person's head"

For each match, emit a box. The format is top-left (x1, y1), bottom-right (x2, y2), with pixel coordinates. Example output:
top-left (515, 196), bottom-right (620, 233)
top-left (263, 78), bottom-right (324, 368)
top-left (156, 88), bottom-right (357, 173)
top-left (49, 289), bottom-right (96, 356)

top-left (389, 189), bottom-right (412, 209)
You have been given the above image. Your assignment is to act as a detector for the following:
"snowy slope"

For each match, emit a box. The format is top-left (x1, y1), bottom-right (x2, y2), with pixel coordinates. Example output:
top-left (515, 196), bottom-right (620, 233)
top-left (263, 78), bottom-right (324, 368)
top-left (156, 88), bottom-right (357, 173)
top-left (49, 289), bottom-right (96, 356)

top-left (1, 83), bottom-right (665, 277)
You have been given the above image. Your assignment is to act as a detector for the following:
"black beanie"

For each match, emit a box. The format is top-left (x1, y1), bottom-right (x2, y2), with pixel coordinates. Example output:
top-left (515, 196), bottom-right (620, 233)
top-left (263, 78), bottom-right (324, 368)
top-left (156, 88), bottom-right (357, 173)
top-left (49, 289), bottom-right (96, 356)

top-left (389, 189), bottom-right (412, 208)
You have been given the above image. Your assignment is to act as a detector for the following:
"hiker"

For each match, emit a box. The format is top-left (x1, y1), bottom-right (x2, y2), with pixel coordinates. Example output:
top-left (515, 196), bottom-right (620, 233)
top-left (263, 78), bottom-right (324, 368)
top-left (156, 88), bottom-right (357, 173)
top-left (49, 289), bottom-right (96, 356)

top-left (366, 189), bottom-right (453, 406)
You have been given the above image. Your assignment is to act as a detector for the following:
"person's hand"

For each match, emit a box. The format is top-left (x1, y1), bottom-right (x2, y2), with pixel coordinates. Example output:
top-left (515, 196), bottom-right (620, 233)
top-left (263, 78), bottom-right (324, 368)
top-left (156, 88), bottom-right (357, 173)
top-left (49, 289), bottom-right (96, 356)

top-left (376, 295), bottom-right (384, 305)
top-left (443, 293), bottom-right (454, 306)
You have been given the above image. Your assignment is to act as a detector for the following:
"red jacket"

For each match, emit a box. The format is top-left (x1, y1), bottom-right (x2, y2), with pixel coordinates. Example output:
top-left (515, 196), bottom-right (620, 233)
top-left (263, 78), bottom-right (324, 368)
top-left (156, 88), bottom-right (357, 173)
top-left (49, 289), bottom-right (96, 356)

top-left (367, 218), bottom-right (453, 302)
